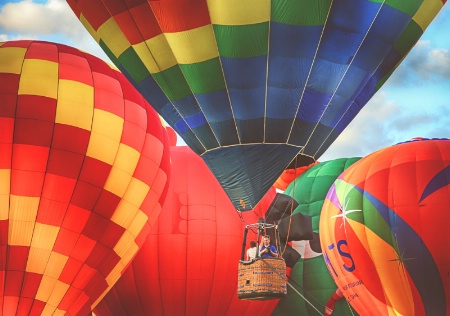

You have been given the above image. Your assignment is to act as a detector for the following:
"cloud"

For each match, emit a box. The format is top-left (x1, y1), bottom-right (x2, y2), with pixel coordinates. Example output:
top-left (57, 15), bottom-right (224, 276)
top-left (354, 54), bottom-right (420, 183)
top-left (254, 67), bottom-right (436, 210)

top-left (0, 0), bottom-right (110, 61)
top-left (1, 0), bottom-right (77, 35)
top-left (389, 41), bottom-right (450, 86)
top-left (319, 92), bottom-right (401, 161)
top-left (389, 102), bottom-right (450, 138)
top-left (320, 89), bottom-right (450, 162)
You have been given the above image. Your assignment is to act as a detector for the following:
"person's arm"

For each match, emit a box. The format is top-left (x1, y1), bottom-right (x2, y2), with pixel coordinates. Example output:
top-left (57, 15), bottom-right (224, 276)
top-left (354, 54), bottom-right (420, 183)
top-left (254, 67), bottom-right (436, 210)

top-left (269, 245), bottom-right (278, 257)
top-left (260, 246), bottom-right (269, 255)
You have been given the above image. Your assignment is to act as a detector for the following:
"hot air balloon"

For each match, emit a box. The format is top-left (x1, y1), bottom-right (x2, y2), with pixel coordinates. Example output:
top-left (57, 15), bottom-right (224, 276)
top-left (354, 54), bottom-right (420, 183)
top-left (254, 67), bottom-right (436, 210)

top-left (66, 0), bottom-right (446, 210)
top-left (272, 158), bottom-right (360, 316)
top-left (319, 138), bottom-right (450, 315)
top-left (0, 40), bottom-right (171, 315)
top-left (93, 146), bottom-right (278, 316)
top-left (273, 161), bottom-right (319, 192)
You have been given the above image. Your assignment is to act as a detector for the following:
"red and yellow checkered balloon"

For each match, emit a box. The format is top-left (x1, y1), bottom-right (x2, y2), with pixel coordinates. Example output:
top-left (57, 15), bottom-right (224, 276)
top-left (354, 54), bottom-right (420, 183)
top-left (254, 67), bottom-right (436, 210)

top-left (0, 40), bottom-right (171, 315)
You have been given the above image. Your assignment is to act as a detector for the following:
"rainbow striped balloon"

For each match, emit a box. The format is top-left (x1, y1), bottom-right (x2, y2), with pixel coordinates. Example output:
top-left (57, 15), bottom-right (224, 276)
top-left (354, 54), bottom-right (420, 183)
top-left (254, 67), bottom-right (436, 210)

top-left (67, 0), bottom-right (446, 211)
top-left (319, 138), bottom-right (450, 315)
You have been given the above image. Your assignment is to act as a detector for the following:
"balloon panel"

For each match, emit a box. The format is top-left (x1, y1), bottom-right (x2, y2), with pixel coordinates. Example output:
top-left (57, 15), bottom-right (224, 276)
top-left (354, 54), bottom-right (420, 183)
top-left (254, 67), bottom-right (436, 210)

top-left (94, 146), bottom-right (278, 316)
top-left (273, 158), bottom-right (360, 316)
top-left (0, 40), bottom-right (171, 315)
top-left (319, 138), bottom-right (450, 315)
top-left (66, 0), bottom-right (445, 210)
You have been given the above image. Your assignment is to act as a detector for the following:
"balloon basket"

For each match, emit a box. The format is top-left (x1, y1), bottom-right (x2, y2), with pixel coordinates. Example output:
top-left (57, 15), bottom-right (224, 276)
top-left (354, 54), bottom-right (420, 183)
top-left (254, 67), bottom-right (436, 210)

top-left (237, 258), bottom-right (287, 300)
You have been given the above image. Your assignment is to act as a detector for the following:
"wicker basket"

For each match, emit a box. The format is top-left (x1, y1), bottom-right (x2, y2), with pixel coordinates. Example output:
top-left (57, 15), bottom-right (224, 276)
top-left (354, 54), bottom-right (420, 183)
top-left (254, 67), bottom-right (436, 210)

top-left (237, 257), bottom-right (287, 300)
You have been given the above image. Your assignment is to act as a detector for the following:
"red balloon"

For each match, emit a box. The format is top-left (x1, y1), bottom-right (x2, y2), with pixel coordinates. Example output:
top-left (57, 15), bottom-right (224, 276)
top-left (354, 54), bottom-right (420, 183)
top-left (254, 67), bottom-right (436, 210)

top-left (0, 40), bottom-right (171, 315)
top-left (165, 126), bottom-right (178, 147)
top-left (94, 146), bottom-right (278, 315)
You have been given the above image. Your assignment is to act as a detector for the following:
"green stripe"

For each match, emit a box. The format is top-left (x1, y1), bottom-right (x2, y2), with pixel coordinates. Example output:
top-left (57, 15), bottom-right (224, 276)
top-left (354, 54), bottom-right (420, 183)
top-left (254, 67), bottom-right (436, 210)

top-left (376, 20), bottom-right (423, 91)
top-left (394, 20), bottom-right (423, 57)
top-left (180, 57), bottom-right (225, 94)
top-left (153, 66), bottom-right (192, 101)
top-left (99, 40), bottom-right (120, 68)
top-left (342, 184), bottom-right (397, 251)
top-left (214, 23), bottom-right (268, 58)
top-left (116, 46), bottom-right (150, 84)
top-left (272, 0), bottom-right (331, 26)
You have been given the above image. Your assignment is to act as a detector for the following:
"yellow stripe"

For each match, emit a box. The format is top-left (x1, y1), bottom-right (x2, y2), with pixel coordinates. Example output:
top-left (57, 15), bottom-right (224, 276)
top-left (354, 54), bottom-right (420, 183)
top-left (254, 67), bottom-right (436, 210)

top-left (18, 59), bottom-right (58, 99)
top-left (105, 261), bottom-right (124, 288)
top-left (120, 242), bottom-right (139, 268)
top-left (165, 25), bottom-right (218, 64)
top-left (348, 219), bottom-right (414, 315)
top-left (97, 17), bottom-right (131, 58)
top-left (9, 195), bottom-right (39, 221)
top-left (8, 220), bottom-right (34, 246)
top-left (41, 303), bottom-right (57, 316)
top-left (109, 180), bottom-right (149, 227)
top-left (86, 109), bottom-right (123, 165)
top-left (0, 169), bottom-right (10, 195)
top-left (122, 177), bottom-right (150, 209)
top-left (0, 169), bottom-right (10, 221)
top-left (47, 281), bottom-right (70, 309)
top-left (30, 222), bottom-right (60, 250)
top-left (0, 47), bottom-right (27, 74)
top-left (90, 109), bottom-right (123, 144)
top-left (104, 167), bottom-right (132, 198)
top-left (44, 251), bottom-right (68, 279)
top-left (127, 210), bottom-right (148, 237)
top-left (53, 309), bottom-right (68, 316)
top-left (0, 195), bottom-right (8, 221)
top-left (26, 248), bottom-right (51, 274)
top-left (86, 132), bottom-right (120, 166)
top-left (56, 80), bottom-right (94, 131)
top-left (35, 275), bottom-right (58, 306)
top-left (111, 143), bottom-right (140, 177)
top-left (113, 230), bottom-right (136, 258)
top-left (134, 34), bottom-right (178, 73)
top-left (110, 200), bottom-right (139, 228)
top-left (207, 0), bottom-right (270, 25)
top-left (80, 14), bottom-right (101, 44)
top-left (413, 0), bottom-right (444, 30)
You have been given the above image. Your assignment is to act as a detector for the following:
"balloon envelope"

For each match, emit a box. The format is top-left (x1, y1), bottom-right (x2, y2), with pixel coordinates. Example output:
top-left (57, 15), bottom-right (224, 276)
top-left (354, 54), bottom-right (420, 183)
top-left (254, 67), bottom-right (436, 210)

top-left (272, 158), bottom-right (360, 316)
top-left (93, 146), bottom-right (278, 316)
top-left (67, 0), bottom-right (445, 210)
top-left (319, 138), bottom-right (450, 315)
top-left (0, 40), bottom-right (171, 315)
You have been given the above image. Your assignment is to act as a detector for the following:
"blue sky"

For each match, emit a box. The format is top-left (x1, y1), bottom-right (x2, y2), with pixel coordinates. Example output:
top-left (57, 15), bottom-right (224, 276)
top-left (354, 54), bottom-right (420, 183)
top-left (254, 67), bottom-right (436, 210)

top-left (1, 0), bottom-right (449, 162)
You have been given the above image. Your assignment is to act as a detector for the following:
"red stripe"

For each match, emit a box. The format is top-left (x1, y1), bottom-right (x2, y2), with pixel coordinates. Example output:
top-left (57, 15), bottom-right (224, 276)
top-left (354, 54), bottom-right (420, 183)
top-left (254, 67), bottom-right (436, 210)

top-left (59, 52), bottom-right (93, 86)
top-left (150, 0), bottom-right (211, 33)
top-left (25, 42), bottom-right (58, 63)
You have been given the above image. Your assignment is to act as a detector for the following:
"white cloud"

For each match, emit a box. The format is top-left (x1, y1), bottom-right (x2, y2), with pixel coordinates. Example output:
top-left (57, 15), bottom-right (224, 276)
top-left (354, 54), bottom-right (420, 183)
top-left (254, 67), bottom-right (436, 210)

top-left (1, 0), bottom-right (75, 34)
top-left (0, 0), bottom-right (110, 62)
top-left (319, 92), bottom-right (400, 161)
top-left (389, 41), bottom-right (450, 86)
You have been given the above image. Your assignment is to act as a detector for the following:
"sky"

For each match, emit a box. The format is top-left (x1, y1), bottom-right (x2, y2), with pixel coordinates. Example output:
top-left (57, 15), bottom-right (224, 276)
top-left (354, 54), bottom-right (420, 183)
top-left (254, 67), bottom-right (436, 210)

top-left (1, 0), bottom-right (449, 162)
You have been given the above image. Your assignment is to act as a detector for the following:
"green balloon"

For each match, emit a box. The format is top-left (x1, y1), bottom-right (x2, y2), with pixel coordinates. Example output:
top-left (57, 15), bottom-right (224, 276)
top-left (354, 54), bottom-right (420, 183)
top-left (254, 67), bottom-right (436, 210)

top-left (273, 158), bottom-right (360, 316)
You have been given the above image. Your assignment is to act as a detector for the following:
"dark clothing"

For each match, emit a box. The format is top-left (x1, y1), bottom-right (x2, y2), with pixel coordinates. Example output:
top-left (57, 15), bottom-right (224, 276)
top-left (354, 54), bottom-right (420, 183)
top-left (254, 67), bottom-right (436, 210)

top-left (260, 245), bottom-right (277, 258)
